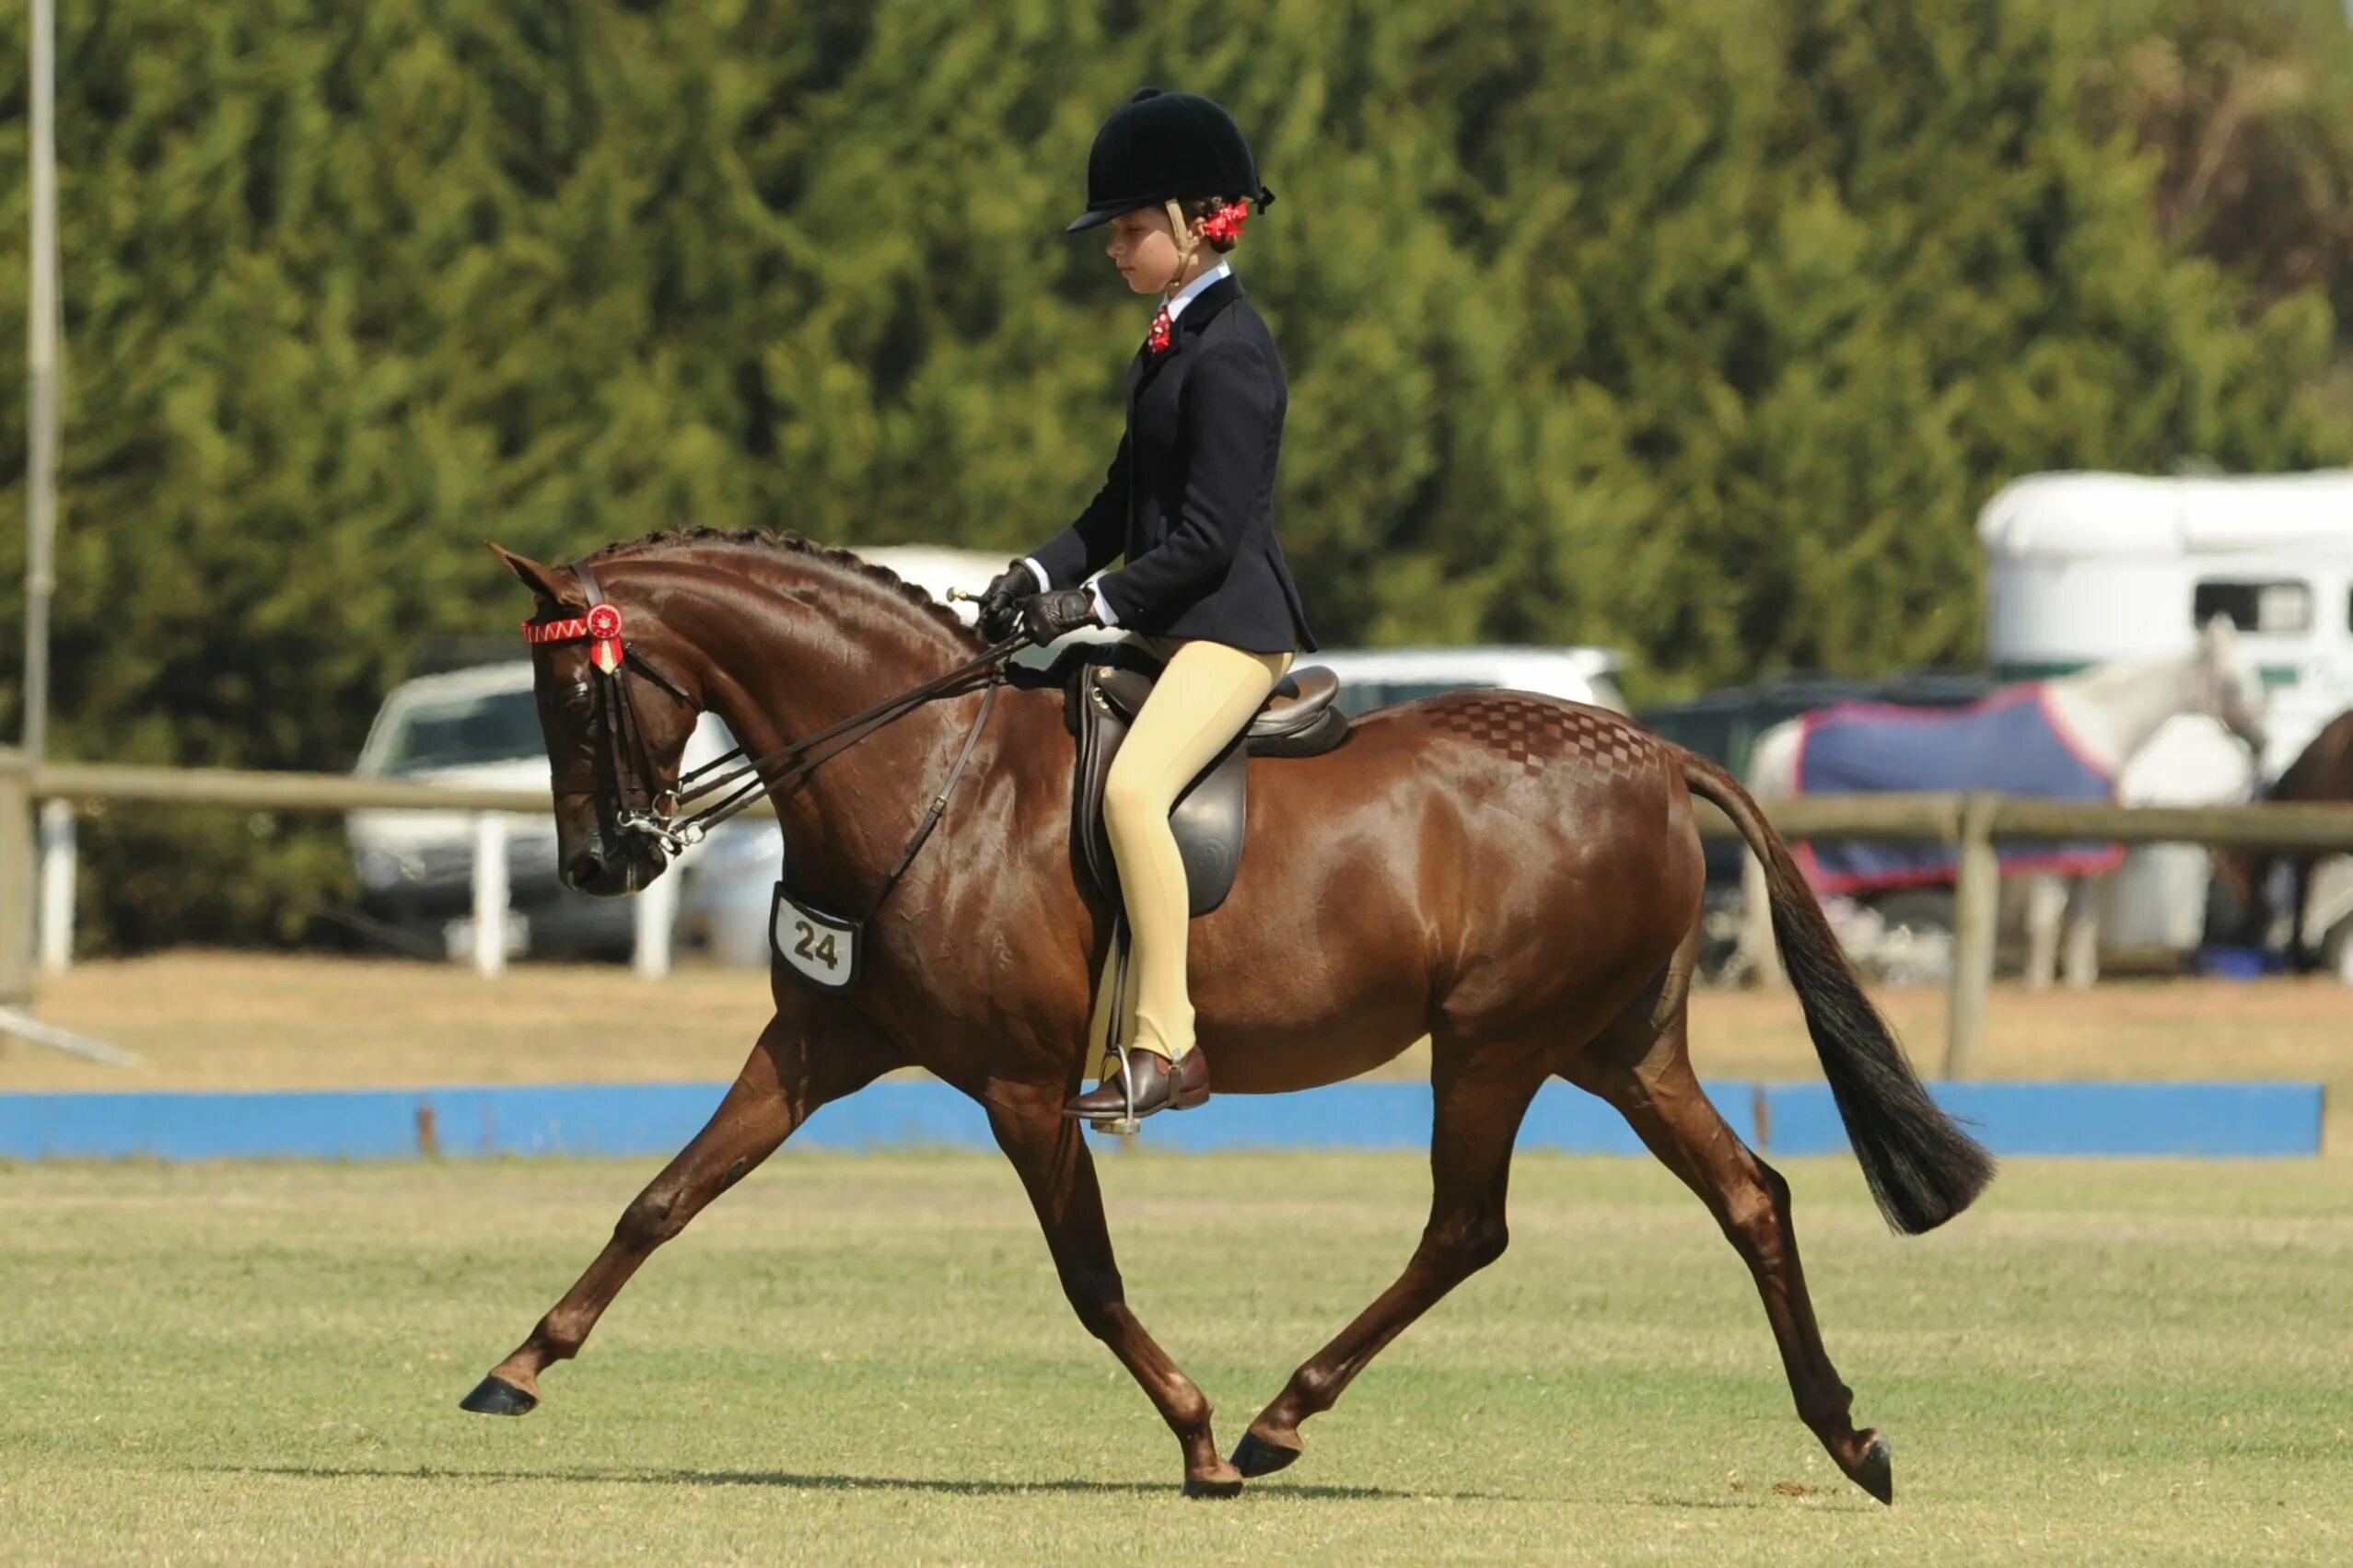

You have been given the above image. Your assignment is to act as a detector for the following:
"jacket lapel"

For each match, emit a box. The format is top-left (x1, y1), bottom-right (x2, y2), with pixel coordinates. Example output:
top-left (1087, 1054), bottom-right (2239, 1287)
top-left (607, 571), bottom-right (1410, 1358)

top-left (1127, 274), bottom-right (1243, 415)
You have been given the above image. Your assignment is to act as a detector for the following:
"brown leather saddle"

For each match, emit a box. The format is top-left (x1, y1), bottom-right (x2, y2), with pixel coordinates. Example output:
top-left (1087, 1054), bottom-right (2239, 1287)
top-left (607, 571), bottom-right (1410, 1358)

top-left (1069, 653), bottom-right (1350, 916)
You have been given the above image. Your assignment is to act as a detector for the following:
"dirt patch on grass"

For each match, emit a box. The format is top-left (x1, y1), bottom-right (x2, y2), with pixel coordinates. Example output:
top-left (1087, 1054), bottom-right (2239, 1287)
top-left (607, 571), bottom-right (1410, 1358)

top-left (3, 952), bottom-right (770, 1089)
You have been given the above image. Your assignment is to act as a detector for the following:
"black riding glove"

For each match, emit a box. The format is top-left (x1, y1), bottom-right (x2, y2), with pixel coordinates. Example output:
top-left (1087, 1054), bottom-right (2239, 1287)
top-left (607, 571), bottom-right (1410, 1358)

top-left (1019, 588), bottom-right (1103, 645)
top-left (975, 562), bottom-right (1032, 643)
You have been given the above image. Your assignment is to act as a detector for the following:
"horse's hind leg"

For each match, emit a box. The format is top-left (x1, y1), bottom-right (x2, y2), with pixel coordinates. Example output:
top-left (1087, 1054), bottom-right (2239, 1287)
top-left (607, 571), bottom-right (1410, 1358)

top-left (460, 1010), bottom-right (900, 1414)
top-left (1232, 1044), bottom-right (1547, 1479)
top-left (1569, 1012), bottom-right (1893, 1504)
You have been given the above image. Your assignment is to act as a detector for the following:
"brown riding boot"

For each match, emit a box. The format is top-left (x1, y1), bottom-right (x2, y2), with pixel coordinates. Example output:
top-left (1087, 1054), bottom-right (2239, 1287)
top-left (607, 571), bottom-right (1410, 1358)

top-left (1063, 1049), bottom-right (1211, 1122)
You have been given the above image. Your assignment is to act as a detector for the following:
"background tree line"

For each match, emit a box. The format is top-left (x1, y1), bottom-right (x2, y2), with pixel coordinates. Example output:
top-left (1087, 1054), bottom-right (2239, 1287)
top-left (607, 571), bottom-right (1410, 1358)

top-left (0, 0), bottom-right (2349, 947)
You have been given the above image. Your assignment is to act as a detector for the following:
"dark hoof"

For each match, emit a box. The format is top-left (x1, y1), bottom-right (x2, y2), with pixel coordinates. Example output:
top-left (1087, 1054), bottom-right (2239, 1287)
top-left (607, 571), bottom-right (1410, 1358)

top-left (1851, 1433), bottom-right (1893, 1505)
top-left (1182, 1472), bottom-right (1243, 1500)
top-left (1230, 1430), bottom-right (1302, 1478)
top-left (458, 1375), bottom-right (538, 1417)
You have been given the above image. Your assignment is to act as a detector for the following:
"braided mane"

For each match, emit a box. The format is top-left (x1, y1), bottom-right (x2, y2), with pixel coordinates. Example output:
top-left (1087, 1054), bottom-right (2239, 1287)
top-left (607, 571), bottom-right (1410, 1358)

top-left (586, 527), bottom-right (981, 647)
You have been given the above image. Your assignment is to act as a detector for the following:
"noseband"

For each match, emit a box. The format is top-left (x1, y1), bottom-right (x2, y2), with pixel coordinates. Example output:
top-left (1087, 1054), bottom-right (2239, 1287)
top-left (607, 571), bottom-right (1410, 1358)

top-left (520, 561), bottom-right (1021, 915)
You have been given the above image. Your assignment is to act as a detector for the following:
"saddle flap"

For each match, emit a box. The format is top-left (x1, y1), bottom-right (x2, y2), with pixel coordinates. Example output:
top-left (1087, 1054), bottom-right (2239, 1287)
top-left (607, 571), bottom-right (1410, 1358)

top-left (1074, 667), bottom-right (1247, 918)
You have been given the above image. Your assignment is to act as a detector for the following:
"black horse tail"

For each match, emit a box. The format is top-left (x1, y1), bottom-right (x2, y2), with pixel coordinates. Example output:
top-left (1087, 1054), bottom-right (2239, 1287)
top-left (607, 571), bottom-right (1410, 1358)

top-left (1680, 751), bottom-right (1995, 1234)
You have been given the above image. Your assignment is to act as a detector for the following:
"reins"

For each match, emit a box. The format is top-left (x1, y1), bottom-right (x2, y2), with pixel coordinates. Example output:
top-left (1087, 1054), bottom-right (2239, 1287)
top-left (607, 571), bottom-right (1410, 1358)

top-left (522, 559), bottom-right (1024, 915)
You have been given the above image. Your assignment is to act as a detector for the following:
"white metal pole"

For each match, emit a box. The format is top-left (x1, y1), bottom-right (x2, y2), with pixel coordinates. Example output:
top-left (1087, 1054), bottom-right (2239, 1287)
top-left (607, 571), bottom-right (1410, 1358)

top-left (24, 0), bottom-right (60, 769)
top-left (16, 0), bottom-right (60, 1004)
top-left (35, 797), bottom-right (73, 973)
top-left (471, 815), bottom-right (509, 977)
top-left (633, 865), bottom-right (679, 979)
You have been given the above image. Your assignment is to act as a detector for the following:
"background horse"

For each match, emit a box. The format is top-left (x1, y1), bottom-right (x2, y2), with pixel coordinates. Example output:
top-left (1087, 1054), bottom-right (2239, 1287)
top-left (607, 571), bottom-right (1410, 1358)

top-left (1743, 617), bottom-right (2267, 988)
top-left (463, 529), bottom-right (1991, 1503)
top-left (2211, 707), bottom-right (2353, 970)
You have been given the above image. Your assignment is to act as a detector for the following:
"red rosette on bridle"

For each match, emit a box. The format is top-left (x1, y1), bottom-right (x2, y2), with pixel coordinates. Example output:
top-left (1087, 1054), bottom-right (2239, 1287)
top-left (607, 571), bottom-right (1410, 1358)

top-left (585, 602), bottom-right (625, 674)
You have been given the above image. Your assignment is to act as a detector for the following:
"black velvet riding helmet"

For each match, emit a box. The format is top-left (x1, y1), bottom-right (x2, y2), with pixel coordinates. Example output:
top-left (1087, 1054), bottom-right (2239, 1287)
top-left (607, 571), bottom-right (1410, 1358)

top-left (1066, 87), bottom-right (1276, 233)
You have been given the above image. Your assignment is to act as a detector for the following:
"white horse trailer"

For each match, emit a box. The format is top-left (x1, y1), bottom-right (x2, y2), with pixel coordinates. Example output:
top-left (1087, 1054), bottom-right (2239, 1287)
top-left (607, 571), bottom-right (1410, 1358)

top-left (1979, 470), bottom-right (2353, 951)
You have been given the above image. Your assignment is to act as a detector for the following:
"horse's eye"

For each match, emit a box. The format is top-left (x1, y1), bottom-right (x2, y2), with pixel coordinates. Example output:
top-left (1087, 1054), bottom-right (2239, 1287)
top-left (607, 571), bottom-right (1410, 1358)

top-left (562, 684), bottom-right (598, 723)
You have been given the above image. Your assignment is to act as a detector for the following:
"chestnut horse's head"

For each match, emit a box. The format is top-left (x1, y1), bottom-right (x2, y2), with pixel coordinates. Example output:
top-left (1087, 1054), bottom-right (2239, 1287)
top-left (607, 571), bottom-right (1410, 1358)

top-left (490, 541), bottom-right (705, 898)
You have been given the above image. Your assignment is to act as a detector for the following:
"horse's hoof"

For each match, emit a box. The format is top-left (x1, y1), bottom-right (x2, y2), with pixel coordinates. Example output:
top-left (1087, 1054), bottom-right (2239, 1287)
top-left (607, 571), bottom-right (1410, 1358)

top-left (1182, 1470), bottom-right (1243, 1500)
top-left (1850, 1432), bottom-right (1893, 1505)
top-left (458, 1375), bottom-right (538, 1416)
top-left (1230, 1430), bottom-right (1302, 1478)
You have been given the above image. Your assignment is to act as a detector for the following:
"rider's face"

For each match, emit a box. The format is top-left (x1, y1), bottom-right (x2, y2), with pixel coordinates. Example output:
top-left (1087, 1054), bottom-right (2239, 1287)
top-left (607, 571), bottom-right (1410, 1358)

top-left (1104, 204), bottom-right (1203, 296)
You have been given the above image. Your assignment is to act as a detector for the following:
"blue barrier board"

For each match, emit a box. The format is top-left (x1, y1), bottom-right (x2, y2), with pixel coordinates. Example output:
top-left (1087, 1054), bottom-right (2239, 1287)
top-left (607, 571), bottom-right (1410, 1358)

top-left (1759, 1081), bottom-right (2326, 1159)
top-left (0, 1077), bottom-right (2321, 1162)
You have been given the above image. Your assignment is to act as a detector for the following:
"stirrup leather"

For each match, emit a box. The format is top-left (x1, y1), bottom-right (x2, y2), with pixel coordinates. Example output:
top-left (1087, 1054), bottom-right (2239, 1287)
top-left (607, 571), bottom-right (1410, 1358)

top-left (1086, 927), bottom-right (1143, 1133)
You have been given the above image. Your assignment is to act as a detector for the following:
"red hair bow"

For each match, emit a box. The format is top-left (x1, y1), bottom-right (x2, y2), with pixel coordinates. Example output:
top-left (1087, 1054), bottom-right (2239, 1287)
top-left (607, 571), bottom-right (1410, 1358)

top-left (1200, 199), bottom-right (1251, 244)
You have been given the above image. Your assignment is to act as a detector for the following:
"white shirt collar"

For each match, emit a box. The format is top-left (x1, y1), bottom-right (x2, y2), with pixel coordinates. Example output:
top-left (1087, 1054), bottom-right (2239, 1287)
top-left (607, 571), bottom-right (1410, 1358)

top-left (1161, 260), bottom-right (1232, 325)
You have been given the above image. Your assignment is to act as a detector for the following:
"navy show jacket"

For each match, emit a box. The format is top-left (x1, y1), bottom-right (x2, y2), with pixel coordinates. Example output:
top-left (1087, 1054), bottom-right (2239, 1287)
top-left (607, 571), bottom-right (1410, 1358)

top-left (1030, 274), bottom-right (1315, 654)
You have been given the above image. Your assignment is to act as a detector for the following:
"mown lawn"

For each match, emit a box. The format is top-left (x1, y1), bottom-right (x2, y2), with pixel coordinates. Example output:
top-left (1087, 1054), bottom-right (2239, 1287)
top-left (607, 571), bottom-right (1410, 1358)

top-left (1, 1150), bottom-right (2346, 1564)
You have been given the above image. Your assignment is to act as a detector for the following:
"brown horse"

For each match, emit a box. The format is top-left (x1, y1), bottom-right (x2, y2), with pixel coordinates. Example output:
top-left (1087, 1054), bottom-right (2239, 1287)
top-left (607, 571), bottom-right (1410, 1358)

top-left (2213, 708), bottom-right (2353, 969)
top-left (464, 529), bottom-right (1992, 1503)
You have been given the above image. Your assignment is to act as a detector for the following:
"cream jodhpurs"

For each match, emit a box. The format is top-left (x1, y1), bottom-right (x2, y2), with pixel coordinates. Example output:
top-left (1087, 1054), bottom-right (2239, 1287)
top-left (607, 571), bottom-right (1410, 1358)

top-left (1090, 636), bottom-right (1293, 1064)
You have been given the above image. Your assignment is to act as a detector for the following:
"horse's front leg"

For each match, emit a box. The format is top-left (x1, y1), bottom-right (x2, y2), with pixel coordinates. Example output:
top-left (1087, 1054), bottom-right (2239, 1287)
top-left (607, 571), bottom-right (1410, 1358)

top-left (986, 1091), bottom-right (1241, 1498)
top-left (460, 1010), bottom-right (901, 1415)
top-left (2060, 873), bottom-right (2102, 989)
top-left (2022, 873), bottom-right (2065, 990)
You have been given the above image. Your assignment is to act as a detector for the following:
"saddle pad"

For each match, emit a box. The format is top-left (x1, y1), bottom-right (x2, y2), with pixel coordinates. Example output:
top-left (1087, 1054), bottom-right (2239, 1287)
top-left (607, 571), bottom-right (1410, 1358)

top-left (1793, 685), bottom-right (2124, 894)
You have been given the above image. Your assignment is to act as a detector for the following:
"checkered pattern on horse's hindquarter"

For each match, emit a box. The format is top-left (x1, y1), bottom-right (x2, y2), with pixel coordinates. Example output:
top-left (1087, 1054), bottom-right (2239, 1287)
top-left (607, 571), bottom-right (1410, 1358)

top-left (1428, 692), bottom-right (1657, 779)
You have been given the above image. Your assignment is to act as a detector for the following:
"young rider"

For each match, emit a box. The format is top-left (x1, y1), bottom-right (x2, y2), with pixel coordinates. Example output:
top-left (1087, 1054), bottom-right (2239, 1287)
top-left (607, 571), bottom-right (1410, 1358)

top-left (977, 87), bottom-right (1316, 1123)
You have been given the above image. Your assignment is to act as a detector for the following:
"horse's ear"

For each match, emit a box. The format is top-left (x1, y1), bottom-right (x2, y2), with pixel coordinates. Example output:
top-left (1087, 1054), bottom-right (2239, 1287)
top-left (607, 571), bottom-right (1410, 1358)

top-left (487, 541), bottom-right (583, 608)
top-left (2202, 611), bottom-right (2241, 655)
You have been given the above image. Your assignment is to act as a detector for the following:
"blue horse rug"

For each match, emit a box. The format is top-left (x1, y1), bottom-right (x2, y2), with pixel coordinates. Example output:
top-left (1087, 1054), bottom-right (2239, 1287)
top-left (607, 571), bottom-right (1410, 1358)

top-left (1792, 684), bottom-right (2123, 894)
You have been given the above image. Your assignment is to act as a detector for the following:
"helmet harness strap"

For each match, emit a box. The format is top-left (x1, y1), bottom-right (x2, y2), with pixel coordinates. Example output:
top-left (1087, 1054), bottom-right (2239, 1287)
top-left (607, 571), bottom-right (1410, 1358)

top-left (1162, 198), bottom-right (1199, 296)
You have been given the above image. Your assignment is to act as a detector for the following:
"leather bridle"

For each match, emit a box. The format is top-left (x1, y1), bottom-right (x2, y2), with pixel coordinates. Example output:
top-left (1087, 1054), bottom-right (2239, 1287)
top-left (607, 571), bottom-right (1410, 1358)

top-left (520, 560), bottom-right (1022, 917)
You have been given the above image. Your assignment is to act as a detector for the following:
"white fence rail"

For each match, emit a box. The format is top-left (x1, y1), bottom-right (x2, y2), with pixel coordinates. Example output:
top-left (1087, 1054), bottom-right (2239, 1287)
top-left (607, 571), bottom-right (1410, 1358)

top-left (0, 753), bottom-right (677, 995)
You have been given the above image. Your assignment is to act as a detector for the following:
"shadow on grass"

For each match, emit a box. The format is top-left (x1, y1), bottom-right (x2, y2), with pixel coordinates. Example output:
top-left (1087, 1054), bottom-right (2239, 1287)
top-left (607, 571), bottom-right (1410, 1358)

top-left (206, 1462), bottom-right (1484, 1503)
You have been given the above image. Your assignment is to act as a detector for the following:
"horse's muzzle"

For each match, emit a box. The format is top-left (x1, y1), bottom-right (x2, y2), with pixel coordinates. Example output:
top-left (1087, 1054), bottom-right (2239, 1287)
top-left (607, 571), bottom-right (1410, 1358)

top-left (561, 840), bottom-right (664, 898)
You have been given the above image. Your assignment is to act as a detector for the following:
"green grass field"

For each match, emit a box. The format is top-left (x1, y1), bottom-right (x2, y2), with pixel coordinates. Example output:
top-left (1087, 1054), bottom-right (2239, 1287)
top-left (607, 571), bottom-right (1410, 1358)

top-left (3, 1151), bottom-right (2347, 1565)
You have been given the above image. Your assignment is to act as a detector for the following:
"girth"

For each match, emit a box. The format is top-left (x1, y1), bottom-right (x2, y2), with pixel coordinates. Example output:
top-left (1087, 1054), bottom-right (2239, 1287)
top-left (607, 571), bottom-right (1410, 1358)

top-left (1066, 649), bottom-right (1349, 917)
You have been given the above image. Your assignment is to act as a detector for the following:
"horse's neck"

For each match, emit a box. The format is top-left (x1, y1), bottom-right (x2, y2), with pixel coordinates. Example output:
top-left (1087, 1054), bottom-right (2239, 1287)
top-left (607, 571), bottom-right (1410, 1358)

top-left (2044, 650), bottom-right (2202, 770)
top-left (671, 572), bottom-right (1016, 902)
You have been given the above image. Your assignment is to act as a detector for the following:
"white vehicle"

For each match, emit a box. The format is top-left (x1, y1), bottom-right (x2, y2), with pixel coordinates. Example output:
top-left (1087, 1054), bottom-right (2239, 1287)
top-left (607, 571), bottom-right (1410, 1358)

top-left (349, 661), bottom-right (756, 960)
top-left (1304, 645), bottom-right (1629, 717)
top-left (872, 543), bottom-right (1640, 718)
top-left (1980, 469), bottom-right (2353, 952)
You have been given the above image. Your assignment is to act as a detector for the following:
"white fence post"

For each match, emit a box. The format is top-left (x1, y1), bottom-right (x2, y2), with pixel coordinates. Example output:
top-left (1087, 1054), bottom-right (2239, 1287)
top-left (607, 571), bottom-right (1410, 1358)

top-left (471, 814), bottom-right (509, 977)
top-left (1740, 847), bottom-right (1783, 988)
top-left (1943, 794), bottom-right (2000, 1079)
top-left (0, 751), bottom-right (30, 1008)
top-left (35, 797), bottom-right (74, 974)
top-left (633, 865), bottom-right (679, 979)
